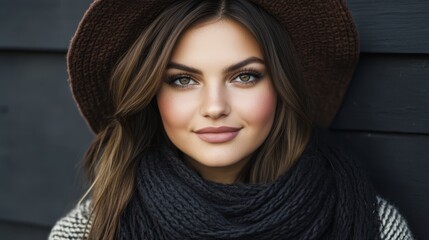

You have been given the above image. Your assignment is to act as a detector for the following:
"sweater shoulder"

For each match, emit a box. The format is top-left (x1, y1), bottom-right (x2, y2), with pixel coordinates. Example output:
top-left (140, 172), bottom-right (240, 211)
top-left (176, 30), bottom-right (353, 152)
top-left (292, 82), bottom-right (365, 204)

top-left (48, 200), bottom-right (92, 240)
top-left (377, 196), bottom-right (415, 240)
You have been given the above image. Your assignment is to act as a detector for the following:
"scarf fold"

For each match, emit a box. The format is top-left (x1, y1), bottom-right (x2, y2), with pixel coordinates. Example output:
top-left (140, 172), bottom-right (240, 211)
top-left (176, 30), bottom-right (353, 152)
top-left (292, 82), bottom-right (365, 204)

top-left (119, 139), bottom-right (380, 239)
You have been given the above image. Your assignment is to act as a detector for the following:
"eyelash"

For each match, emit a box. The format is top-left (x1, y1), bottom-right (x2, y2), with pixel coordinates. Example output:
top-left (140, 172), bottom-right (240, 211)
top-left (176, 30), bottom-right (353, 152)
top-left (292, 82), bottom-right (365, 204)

top-left (166, 67), bottom-right (264, 88)
top-left (166, 73), bottom-right (195, 89)
top-left (234, 68), bottom-right (264, 85)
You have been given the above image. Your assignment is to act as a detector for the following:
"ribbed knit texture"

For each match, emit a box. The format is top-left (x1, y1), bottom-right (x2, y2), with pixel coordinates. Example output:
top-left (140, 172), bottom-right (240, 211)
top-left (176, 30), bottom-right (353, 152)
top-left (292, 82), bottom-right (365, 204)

top-left (115, 141), bottom-right (380, 239)
top-left (48, 141), bottom-right (415, 240)
top-left (49, 200), bottom-right (91, 240)
top-left (378, 197), bottom-right (415, 240)
top-left (48, 197), bottom-right (414, 240)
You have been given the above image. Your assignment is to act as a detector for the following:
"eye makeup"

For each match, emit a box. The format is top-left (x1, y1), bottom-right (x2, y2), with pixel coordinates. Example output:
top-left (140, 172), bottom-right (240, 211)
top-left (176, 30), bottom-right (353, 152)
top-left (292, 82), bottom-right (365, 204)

top-left (165, 67), bottom-right (265, 88)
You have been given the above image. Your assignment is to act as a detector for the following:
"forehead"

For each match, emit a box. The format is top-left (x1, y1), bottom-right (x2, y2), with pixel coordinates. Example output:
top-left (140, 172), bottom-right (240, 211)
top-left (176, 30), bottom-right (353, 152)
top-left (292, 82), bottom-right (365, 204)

top-left (170, 19), bottom-right (263, 65)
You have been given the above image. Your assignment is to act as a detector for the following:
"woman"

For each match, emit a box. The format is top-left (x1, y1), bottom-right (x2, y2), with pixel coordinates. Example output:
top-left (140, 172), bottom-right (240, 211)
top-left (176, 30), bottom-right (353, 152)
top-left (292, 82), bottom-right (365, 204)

top-left (49, 0), bottom-right (414, 239)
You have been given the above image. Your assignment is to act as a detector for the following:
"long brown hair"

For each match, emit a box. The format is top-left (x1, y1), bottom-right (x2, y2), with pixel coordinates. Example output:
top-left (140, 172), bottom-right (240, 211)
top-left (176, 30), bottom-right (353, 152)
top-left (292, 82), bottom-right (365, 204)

top-left (82, 0), bottom-right (312, 239)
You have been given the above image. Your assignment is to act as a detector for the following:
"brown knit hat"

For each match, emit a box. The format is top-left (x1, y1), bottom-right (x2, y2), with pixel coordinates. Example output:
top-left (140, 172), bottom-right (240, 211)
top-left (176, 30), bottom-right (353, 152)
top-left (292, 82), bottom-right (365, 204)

top-left (68, 0), bottom-right (360, 133)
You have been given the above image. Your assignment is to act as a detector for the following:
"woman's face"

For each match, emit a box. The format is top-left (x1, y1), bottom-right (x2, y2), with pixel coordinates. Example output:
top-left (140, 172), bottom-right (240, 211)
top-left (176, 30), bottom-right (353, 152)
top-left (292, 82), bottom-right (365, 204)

top-left (157, 19), bottom-right (277, 183)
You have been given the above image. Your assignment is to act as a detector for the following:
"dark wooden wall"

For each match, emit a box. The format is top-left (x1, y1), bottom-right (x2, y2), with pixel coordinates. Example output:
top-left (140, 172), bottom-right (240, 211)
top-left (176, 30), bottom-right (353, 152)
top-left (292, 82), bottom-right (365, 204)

top-left (0, 1), bottom-right (93, 239)
top-left (330, 1), bottom-right (429, 239)
top-left (0, 0), bottom-right (427, 239)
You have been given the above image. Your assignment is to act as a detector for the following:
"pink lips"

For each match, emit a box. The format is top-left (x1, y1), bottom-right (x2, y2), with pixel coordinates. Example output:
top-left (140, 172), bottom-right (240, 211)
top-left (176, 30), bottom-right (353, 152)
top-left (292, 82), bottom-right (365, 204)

top-left (194, 126), bottom-right (241, 143)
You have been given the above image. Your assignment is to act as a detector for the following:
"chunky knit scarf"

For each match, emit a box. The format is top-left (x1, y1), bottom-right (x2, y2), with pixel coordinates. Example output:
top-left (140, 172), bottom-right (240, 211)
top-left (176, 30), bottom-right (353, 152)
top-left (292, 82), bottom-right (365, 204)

top-left (119, 140), bottom-right (380, 239)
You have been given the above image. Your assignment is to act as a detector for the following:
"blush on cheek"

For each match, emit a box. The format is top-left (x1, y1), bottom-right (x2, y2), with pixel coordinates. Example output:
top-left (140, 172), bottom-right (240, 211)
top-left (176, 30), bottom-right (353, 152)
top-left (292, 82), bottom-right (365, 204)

top-left (260, 90), bottom-right (277, 113)
top-left (238, 86), bottom-right (277, 126)
top-left (157, 96), bottom-right (172, 123)
top-left (156, 91), bottom-right (175, 129)
top-left (157, 90), bottom-right (197, 133)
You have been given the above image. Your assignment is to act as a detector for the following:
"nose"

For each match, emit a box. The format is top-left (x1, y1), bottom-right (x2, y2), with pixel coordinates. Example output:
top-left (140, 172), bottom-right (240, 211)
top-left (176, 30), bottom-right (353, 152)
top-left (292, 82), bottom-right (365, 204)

top-left (199, 83), bottom-right (230, 119)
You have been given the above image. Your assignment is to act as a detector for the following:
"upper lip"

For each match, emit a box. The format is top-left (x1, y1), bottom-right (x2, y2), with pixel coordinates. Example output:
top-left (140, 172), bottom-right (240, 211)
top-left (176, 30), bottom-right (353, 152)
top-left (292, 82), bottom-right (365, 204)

top-left (194, 126), bottom-right (241, 133)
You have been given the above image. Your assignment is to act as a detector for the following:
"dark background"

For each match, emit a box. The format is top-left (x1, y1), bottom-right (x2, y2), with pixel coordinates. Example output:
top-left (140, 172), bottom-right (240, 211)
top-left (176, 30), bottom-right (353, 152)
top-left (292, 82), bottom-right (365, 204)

top-left (0, 0), bottom-right (428, 239)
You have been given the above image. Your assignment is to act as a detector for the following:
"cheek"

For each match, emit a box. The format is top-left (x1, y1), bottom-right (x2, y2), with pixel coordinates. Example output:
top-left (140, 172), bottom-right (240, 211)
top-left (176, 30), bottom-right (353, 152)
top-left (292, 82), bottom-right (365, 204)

top-left (235, 83), bottom-right (277, 127)
top-left (156, 88), bottom-right (195, 132)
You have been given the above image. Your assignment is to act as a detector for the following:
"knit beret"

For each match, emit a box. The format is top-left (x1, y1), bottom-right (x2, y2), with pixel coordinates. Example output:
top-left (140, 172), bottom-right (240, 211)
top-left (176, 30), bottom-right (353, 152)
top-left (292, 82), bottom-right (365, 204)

top-left (68, 0), bottom-right (360, 133)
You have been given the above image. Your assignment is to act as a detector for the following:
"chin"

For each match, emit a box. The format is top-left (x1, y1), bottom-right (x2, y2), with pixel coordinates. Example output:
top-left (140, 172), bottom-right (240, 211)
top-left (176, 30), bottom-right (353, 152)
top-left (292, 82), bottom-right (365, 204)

top-left (186, 151), bottom-right (250, 168)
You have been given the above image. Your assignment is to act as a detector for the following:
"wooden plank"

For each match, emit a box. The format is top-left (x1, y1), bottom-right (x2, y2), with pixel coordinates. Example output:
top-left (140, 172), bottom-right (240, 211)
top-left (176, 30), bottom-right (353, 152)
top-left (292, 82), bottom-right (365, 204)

top-left (348, 0), bottom-right (429, 53)
top-left (332, 53), bottom-right (429, 134)
top-left (321, 130), bottom-right (429, 240)
top-left (0, 220), bottom-right (50, 240)
top-left (0, 0), bottom-right (428, 53)
top-left (0, 0), bottom-right (91, 50)
top-left (0, 52), bottom-right (92, 226)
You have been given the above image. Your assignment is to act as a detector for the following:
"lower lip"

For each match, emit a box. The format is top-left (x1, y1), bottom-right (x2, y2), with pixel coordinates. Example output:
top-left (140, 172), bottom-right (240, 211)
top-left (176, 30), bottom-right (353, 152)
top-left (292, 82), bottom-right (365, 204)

top-left (196, 131), bottom-right (240, 143)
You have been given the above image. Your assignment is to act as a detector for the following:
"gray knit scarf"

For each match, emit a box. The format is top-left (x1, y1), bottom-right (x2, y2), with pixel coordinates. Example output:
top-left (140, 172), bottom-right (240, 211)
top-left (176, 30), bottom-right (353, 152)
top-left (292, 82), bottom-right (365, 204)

top-left (119, 139), bottom-right (380, 239)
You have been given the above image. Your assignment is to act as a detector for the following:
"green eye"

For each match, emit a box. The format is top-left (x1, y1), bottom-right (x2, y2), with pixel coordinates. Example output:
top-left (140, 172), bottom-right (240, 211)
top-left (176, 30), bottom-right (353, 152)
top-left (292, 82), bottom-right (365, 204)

top-left (178, 78), bottom-right (191, 85)
top-left (231, 69), bottom-right (264, 86)
top-left (166, 75), bottom-right (198, 88)
top-left (239, 74), bottom-right (251, 82)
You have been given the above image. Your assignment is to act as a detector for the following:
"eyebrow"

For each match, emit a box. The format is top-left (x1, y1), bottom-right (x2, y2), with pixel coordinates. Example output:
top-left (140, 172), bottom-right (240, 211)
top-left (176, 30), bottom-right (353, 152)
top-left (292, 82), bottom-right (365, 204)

top-left (167, 56), bottom-right (265, 75)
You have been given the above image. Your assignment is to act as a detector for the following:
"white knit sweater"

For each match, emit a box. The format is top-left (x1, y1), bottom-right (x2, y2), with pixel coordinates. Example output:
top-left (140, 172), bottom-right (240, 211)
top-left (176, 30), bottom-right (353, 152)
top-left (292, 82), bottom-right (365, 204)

top-left (48, 196), bottom-right (414, 239)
